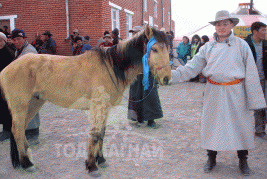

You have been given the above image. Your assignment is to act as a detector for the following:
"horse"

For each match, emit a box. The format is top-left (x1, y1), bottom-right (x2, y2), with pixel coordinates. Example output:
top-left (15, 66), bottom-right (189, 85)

top-left (0, 25), bottom-right (171, 177)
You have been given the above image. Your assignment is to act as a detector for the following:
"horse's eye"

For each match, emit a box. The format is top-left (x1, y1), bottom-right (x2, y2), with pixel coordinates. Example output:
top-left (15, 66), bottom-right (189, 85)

top-left (151, 48), bottom-right (158, 53)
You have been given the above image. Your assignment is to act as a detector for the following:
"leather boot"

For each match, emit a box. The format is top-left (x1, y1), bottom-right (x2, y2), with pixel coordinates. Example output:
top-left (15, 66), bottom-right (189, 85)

top-left (238, 150), bottom-right (250, 176)
top-left (204, 150), bottom-right (217, 173)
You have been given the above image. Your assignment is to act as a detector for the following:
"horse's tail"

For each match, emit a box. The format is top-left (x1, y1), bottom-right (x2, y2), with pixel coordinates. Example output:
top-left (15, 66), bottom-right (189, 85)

top-left (10, 132), bottom-right (20, 168)
top-left (0, 73), bottom-right (20, 168)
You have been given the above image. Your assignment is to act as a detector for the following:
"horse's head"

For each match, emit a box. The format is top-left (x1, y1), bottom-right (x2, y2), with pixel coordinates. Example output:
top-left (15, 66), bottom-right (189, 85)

top-left (144, 26), bottom-right (171, 85)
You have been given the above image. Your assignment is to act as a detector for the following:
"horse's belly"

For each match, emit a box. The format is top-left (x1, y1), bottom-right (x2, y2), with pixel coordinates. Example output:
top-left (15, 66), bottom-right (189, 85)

top-left (68, 97), bottom-right (91, 110)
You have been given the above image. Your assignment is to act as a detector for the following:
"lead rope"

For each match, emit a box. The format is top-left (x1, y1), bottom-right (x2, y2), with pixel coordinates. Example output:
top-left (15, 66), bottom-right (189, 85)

top-left (102, 58), bottom-right (157, 103)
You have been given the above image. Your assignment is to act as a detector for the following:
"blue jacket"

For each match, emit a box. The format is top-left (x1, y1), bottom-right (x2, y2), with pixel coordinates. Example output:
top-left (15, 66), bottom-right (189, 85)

top-left (176, 42), bottom-right (191, 60)
top-left (39, 37), bottom-right (57, 54)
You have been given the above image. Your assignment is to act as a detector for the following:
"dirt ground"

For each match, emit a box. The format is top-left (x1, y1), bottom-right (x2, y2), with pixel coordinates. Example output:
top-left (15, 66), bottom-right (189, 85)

top-left (1, 81), bottom-right (267, 179)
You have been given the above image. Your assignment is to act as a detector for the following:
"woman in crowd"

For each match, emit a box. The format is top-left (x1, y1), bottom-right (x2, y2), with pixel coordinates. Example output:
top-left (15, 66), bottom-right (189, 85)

top-left (189, 34), bottom-right (203, 82)
top-left (176, 36), bottom-right (191, 66)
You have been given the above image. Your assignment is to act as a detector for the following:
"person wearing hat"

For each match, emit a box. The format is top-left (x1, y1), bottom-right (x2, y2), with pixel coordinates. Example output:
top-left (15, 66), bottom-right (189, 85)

top-left (98, 34), bottom-right (113, 47)
top-left (70, 29), bottom-right (84, 48)
top-left (11, 29), bottom-right (37, 58)
top-left (72, 36), bottom-right (92, 55)
top-left (1, 29), bottom-right (41, 141)
top-left (244, 22), bottom-right (267, 140)
top-left (96, 30), bottom-right (110, 47)
top-left (127, 26), bottom-right (163, 129)
top-left (0, 32), bottom-right (15, 141)
top-left (171, 10), bottom-right (266, 176)
top-left (39, 30), bottom-right (57, 54)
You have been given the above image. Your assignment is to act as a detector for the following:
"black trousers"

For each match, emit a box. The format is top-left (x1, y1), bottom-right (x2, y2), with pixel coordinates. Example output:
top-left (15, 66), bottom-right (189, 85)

top-left (0, 97), bottom-right (12, 132)
top-left (207, 150), bottom-right (248, 159)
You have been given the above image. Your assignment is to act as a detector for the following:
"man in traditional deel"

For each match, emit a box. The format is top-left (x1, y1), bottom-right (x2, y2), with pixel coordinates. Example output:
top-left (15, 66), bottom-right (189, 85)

top-left (171, 10), bottom-right (266, 176)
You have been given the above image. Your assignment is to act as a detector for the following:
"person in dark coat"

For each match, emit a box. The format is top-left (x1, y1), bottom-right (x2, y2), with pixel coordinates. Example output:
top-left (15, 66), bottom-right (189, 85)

top-left (39, 30), bottom-right (57, 54)
top-left (244, 21), bottom-right (267, 140)
top-left (111, 28), bottom-right (119, 46)
top-left (127, 26), bottom-right (163, 128)
top-left (0, 32), bottom-right (15, 141)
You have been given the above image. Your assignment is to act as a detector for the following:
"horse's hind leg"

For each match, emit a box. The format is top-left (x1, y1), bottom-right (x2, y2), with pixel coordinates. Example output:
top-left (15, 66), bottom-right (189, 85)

top-left (10, 108), bottom-right (32, 169)
top-left (10, 97), bottom-right (45, 172)
top-left (85, 87), bottom-right (110, 177)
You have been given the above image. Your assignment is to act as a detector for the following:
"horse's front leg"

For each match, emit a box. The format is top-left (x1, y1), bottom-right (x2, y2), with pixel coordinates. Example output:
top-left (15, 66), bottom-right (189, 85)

top-left (85, 87), bottom-right (111, 177)
top-left (96, 126), bottom-right (108, 168)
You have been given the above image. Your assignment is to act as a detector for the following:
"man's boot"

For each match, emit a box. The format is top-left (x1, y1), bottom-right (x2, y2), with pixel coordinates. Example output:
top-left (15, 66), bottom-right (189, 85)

top-left (238, 150), bottom-right (250, 176)
top-left (204, 150), bottom-right (217, 173)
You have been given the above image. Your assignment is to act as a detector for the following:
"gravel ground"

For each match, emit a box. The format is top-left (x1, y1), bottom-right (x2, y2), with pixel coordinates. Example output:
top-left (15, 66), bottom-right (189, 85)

top-left (1, 81), bottom-right (267, 179)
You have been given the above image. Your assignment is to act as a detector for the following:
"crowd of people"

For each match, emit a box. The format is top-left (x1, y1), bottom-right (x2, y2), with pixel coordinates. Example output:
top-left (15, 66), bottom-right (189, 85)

top-left (1, 10), bottom-right (267, 177)
top-left (175, 34), bottom-right (210, 83)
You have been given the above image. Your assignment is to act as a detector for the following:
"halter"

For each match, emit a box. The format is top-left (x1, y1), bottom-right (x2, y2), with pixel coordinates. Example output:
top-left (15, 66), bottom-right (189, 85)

top-left (142, 36), bottom-right (157, 90)
top-left (142, 36), bottom-right (173, 90)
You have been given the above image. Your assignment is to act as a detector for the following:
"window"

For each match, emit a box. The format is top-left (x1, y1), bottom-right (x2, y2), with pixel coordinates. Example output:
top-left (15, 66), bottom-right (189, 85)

top-left (0, 15), bottom-right (17, 31)
top-left (125, 9), bottom-right (134, 39)
top-left (144, 20), bottom-right (148, 26)
top-left (149, 16), bottom-right (153, 27)
top-left (144, 0), bottom-right (147, 12)
top-left (154, 1), bottom-right (157, 18)
top-left (109, 2), bottom-right (122, 32)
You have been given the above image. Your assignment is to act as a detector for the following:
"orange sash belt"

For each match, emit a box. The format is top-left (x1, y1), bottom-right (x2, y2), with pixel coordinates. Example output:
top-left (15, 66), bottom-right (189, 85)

top-left (207, 78), bottom-right (243, 86)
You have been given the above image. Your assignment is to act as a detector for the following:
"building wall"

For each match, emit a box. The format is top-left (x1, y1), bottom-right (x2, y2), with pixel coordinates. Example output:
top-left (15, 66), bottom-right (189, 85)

top-left (0, 0), bottom-right (175, 56)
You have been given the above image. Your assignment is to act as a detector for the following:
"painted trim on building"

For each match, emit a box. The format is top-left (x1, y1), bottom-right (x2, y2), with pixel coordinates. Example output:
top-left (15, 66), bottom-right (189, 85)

top-left (0, 15), bottom-right (17, 31)
top-left (109, 2), bottom-right (122, 10)
top-left (124, 9), bottom-right (134, 15)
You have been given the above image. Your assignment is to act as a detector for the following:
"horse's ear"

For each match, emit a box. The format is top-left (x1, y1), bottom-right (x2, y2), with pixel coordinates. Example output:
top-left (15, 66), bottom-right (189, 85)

top-left (144, 25), bottom-right (153, 40)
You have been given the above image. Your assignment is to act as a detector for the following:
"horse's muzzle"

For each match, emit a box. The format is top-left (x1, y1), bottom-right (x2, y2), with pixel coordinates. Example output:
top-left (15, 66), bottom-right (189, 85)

top-left (163, 76), bottom-right (169, 85)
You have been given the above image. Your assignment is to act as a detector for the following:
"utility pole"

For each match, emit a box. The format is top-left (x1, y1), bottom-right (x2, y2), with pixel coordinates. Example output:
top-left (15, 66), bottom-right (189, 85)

top-left (249, 0), bottom-right (253, 15)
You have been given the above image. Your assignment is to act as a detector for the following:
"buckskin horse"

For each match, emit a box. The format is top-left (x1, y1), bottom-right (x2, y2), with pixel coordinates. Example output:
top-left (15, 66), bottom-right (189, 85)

top-left (0, 26), bottom-right (171, 177)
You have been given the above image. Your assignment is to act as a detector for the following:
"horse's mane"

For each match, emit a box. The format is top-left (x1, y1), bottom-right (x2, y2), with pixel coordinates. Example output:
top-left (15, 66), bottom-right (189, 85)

top-left (94, 28), bottom-right (169, 83)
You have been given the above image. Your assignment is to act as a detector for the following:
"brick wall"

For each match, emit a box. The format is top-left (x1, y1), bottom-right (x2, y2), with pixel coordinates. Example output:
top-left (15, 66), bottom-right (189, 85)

top-left (0, 0), bottom-right (175, 56)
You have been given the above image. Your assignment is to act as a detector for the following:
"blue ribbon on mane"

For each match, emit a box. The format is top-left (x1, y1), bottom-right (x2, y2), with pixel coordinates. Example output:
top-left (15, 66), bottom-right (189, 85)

top-left (142, 36), bottom-right (157, 90)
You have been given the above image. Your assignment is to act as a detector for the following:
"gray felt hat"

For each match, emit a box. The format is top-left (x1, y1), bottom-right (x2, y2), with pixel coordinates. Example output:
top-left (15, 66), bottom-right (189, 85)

top-left (209, 10), bottom-right (239, 26)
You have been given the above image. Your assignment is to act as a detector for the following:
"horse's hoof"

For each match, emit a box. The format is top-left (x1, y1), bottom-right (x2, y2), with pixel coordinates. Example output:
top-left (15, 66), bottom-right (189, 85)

top-left (96, 156), bottom-right (108, 168)
top-left (12, 161), bottom-right (20, 169)
top-left (25, 166), bottom-right (36, 172)
top-left (89, 170), bottom-right (101, 178)
top-left (98, 161), bottom-right (108, 168)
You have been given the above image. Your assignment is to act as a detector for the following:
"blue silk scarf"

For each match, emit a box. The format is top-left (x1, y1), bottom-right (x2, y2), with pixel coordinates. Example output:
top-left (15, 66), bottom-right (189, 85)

top-left (142, 36), bottom-right (157, 90)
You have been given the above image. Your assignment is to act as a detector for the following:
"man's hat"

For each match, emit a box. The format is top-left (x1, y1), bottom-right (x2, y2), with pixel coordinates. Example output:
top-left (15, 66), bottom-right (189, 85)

top-left (209, 10), bottom-right (239, 26)
top-left (43, 30), bottom-right (52, 36)
top-left (129, 26), bottom-right (142, 33)
top-left (11, 29), bottom-right (25, 39)
top-left (84, 36), bottom-right (90, 41)
top-left (73, 29), bottom-right (79, 34)
top-left (103, 34), bottom-right (112, 39)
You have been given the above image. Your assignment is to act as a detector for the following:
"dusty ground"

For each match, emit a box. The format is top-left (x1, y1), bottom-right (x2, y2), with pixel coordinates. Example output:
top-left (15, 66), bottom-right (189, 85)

top-left (1, 81), bottom-right (267, 179)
